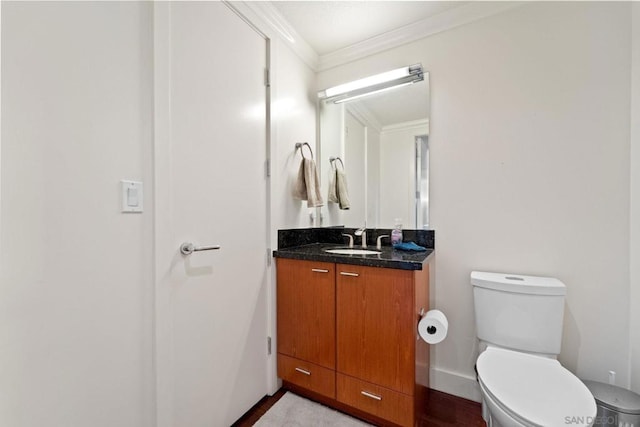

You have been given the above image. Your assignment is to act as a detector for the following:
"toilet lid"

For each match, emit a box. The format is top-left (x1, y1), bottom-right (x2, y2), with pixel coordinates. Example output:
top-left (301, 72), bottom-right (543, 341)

top-left (477, 347), bottom-right (596, 427)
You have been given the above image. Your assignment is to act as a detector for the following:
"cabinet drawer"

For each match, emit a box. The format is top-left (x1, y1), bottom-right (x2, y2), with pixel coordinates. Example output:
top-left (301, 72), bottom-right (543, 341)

top-left (278, 353), bottom-right (335, 399)
top-left (337, 373), bottom-right (413, 427)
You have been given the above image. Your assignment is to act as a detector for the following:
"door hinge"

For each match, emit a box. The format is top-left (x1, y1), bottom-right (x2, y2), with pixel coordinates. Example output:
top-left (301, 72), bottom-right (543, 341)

top-left (266, 247), bottom-right (272, 266)
top-left (264, 68), bottom-right (271, 87)
top-left (265, 159), bottom-right (271, 178)
top-left (267, 336), bottom-right (272, 355)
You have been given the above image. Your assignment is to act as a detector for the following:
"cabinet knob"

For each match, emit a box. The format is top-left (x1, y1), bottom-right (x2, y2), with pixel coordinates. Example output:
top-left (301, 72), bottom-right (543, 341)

top-left (311, 268), bottom-right (329, 273)
top-left (340, 272), bottom-right (359, 277)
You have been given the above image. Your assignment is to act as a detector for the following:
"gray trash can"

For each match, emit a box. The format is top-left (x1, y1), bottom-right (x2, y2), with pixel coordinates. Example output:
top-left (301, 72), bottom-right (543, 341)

top-left (582, 380), bottom-right (640, 427)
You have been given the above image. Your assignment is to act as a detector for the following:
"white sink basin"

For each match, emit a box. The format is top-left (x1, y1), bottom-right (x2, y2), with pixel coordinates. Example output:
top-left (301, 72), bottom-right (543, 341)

top-left (324, 248), bottom-right (381, 255)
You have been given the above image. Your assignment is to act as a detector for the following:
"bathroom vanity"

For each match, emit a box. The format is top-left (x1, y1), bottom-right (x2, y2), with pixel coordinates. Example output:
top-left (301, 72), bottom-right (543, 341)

top-left (273, 228), bottom-right (434, 427)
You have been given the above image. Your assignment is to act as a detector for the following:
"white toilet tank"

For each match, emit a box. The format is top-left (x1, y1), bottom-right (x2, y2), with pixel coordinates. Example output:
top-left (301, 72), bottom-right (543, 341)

top-left (471, 271), bottom-right (567, 356)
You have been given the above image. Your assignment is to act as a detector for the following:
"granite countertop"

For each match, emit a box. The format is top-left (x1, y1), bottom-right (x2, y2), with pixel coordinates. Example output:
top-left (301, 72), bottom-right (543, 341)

top-left (273, 227), bottom-right (434, 271)
top-left (273, 242), bottom-right (433, 270)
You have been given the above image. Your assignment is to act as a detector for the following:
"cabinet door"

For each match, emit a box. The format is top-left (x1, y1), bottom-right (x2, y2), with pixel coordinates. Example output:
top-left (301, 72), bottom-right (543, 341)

top-left (276, 258), bottom-right (335, 369)
top-left (337, 264), bottom-right (414, 395)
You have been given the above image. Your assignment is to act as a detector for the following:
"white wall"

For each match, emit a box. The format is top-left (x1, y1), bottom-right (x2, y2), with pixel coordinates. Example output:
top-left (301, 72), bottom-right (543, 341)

top-left (1, 3), bottom-right (155, 426)
top-left (320, 102), bottom-right (345, 226)
top-left (319, 104), bottom-right (382, 229)
top-left (630, 2), bottom-right (640, 394)
top-left (229, 6), bottom-right (320, 395)
top-left (319, 2), bottom-right (632, 400)
top-left (230, 3), bottom-right (319, 234)
top-left (269, 41), bottom-right (319, 231)
top-left (366, 127), bottom-right (380, 228)
top-left (268, 40), bottom-right (318, 394)
top-left (379, 123), bottom-right (429, 228)
top-left (342, 111), bottom-right (366, 227)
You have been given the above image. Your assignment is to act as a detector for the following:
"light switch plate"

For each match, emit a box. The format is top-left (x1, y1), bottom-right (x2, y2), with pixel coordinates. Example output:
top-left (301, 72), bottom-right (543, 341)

top-left (121, 180), bottom-right (143, 213)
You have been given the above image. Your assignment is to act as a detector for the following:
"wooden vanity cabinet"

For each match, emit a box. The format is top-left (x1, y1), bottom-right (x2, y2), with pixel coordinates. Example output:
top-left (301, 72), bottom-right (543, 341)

top-left (336, 264), bottom-right (417, 426)
top-left (336, 264), bottom-right (415, 394)
top-left (276, 258), bottom-right (336, 398)
top-left (276, 258), bottom-right (430, 426)
top-left (336, 263), bottom-right (429, 427)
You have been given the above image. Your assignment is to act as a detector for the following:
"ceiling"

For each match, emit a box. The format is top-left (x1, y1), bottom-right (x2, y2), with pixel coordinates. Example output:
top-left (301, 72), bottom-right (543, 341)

top-left (270, 1), bottom-right (471, 56)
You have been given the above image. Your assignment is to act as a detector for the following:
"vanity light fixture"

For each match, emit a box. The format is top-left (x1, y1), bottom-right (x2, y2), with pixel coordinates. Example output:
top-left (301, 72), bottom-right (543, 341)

top-left (318, 64), bottom-right (424, 104)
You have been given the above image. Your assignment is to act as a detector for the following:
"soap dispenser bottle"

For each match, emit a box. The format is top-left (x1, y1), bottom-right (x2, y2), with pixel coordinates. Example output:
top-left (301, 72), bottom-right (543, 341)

top-left (391, 218), bottom-right (403, 247)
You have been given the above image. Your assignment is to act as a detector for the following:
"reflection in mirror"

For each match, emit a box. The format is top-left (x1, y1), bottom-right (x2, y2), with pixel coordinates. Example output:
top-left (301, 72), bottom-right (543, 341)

top-left (319, 69), bottom-right (430, 229)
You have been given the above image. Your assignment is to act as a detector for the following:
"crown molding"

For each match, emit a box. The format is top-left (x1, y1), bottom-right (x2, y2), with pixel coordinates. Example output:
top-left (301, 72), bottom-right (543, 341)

top-left (318, 2), bottom-right (525, 71)
top-left (345, 103), bottom-right (383, 134)
top-left (381, 118), bottom-right (430, 134)
top-left (238, 1), bottom-right (319, 71)
top-left (241, 1), bottom-right (524, 72)
top-left (343, 106), bottom-right (430, 135)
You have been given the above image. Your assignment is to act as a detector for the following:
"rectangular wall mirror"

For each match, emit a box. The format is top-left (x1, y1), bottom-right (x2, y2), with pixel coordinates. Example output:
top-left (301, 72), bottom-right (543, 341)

top-left (318, 67), bottom-right (430, 229)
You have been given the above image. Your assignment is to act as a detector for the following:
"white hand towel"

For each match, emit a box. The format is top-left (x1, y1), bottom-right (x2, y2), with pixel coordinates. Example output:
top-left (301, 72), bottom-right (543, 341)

top-left (335, 168), bottom-right (350, 210)
top-left (293, 158), bottom-right (324, 207)
top-left (328, 164), bottom-right (350, 210)
top-left (328, 167), bottom-right (338, 204)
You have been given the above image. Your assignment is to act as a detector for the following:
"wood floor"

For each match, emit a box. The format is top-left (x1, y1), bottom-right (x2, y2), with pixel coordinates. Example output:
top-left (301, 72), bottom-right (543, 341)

top-left (231, 387), bottom-right (486, 427)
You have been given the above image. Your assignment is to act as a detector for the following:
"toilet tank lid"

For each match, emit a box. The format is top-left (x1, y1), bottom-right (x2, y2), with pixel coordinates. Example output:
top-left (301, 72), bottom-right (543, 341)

top-left (471, 271), bottom-right (566, 296)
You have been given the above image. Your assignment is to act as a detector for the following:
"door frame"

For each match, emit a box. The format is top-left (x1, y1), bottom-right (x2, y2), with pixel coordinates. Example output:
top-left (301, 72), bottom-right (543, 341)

top-left (152, 3), bottom-right (273, 426)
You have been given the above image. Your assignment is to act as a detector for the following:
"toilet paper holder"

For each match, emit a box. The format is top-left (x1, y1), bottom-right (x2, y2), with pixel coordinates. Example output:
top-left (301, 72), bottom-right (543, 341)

top-left (419, 308), bottom-right (437, 335)
top-left (418, 308), bottom-right (448, 344)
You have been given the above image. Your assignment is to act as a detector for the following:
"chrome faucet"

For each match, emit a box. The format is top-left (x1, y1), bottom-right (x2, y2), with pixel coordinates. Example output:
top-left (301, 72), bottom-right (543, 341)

top-left (376, 235), bottom-right (389, 250)
top-left (341, 233), bottom-right (354, 248)
top-left (354, 225), bottom-right (367, 248)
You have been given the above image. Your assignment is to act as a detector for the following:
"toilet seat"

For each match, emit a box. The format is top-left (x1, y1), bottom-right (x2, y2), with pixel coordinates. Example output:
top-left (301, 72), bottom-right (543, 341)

top-left (477, 347), bottom-right (596, 427)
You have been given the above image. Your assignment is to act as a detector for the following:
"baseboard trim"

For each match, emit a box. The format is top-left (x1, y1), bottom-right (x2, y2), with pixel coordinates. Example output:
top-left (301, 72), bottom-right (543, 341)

top-left (429, 367), bottom-right (482, 403)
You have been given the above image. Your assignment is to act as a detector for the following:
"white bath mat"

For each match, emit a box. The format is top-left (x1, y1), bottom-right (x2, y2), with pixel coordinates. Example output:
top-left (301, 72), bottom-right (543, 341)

top-left (253, 392), bottom-right (372, 426)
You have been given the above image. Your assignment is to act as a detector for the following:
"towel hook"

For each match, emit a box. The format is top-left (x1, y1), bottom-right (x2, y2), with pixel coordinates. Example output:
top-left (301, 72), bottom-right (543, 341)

top-left (295, 142), bottom-right (314, 159)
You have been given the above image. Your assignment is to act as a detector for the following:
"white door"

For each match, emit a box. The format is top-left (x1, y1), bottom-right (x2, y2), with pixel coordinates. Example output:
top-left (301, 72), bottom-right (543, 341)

top-left (154, 3), bottom-right (269, 426)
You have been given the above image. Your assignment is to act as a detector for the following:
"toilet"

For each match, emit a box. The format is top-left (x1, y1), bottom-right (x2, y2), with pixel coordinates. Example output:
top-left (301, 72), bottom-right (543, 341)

top-left (471, 271), bottom-right (597, 427)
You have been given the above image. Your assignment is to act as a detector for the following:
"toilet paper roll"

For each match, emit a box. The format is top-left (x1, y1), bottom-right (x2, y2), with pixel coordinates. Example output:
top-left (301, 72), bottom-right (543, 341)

top-left (418, 309), bottom-right (448, 344)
